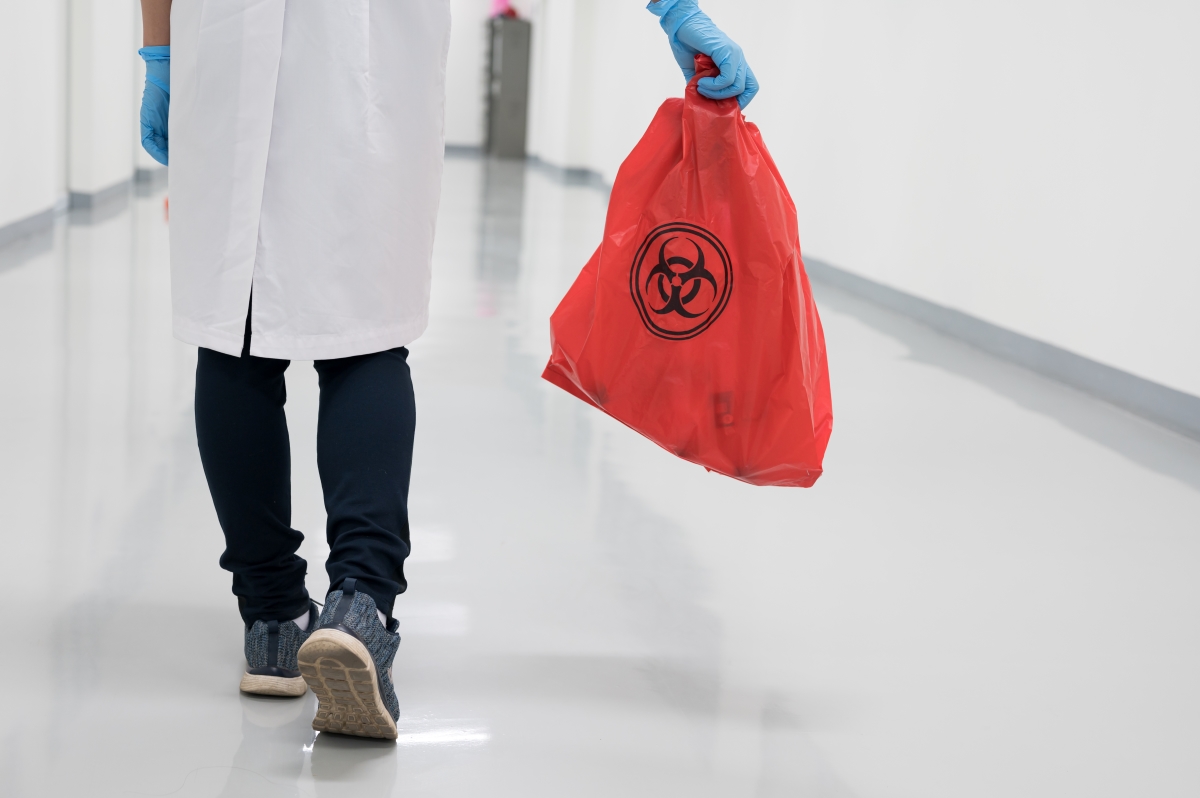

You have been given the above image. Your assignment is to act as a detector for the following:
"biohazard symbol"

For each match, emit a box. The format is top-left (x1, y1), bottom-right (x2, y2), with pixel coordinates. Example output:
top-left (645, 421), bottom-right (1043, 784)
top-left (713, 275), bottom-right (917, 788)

top-left (631, 223), bottom-right (732, 340)
top-left (645, 238), bottom-right (717, 319)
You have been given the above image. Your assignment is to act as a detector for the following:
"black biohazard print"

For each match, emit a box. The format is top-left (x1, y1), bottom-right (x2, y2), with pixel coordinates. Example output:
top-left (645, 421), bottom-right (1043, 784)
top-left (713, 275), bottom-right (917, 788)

top-left (630, 223), bottom-right (732, 340)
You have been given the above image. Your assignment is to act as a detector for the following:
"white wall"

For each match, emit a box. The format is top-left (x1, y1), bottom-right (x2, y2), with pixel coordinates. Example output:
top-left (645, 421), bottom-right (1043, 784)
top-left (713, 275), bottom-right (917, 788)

top-left (68, 0), bottom-right (137, 195)
top-left (0, 1), bottom-right (67, 228)
top-left (523, 0), bottom-right (1200, 398)
top-left (446, 0), bottom-right (491, 146)
top-left (525, 0), bottom-right (677, 174)
top-left (0, 0), bottom-right (145, 227)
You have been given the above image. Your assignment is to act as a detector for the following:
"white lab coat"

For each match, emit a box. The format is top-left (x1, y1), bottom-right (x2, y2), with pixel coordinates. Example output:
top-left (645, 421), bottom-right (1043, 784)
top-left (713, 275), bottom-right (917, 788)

top-left (169, 0), bottom-right (452, 360)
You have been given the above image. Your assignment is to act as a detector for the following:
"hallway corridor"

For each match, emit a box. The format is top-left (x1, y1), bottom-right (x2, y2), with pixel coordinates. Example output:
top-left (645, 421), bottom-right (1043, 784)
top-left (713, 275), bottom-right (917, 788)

top-left (1, 156), bottom-right (1198, 797)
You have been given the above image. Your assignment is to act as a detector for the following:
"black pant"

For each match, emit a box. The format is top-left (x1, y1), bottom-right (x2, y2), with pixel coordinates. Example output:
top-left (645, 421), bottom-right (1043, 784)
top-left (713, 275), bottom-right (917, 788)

top-left (194, 332), bottom-right (415, 625)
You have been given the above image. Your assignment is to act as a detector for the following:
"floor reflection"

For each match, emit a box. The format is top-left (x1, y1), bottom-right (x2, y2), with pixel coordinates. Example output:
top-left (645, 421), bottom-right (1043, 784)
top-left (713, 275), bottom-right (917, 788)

top-left (219, 694), bottom-right (315, 798)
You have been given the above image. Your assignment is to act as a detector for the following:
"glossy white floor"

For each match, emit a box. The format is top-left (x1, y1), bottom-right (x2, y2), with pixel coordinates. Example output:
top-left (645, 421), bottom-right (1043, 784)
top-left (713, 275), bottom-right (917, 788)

top-left (1, 156), bottom-right (1199, 797)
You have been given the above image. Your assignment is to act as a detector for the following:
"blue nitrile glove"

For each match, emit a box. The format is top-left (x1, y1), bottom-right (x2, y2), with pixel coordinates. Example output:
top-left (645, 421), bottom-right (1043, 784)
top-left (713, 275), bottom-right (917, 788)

top-left (648, 0), bottom-right (759, 109)
top-left (138, 46), bottom-right (170, 165)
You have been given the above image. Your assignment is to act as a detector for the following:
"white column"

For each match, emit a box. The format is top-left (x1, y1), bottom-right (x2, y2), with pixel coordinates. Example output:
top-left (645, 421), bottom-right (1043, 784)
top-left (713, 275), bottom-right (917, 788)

top-left (446, 0), bottom-right (494, 147)
top-left (68, 0), bottom-right (137, 197)
top-left (524, 0), bottom-right (679, 180)
top-left (0, 1), bottom-right (68, 230)
top-left (525, 0), bottom-right (592, 170)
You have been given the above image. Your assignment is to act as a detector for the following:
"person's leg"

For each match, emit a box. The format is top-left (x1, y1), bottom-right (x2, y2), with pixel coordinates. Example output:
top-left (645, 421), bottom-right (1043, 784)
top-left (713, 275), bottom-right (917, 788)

top-left (297, 348), bottom-right (413, 737)
top-left (312, 347), bottom-right (416, 618)
top-left (194, 334), bottom-right (310, 626)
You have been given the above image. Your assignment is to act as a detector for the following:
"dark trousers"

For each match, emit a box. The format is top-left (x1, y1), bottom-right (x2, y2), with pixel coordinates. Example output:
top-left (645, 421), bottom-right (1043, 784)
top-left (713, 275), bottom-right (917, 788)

top-left (194, 332), bottom-right (415, 625)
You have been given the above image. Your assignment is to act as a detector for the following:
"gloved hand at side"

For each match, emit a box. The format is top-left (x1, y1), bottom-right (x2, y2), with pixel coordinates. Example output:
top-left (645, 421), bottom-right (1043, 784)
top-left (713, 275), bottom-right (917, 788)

top-left (648, 0), bottom-right (759, 109)
top-left (138, 46), bottom-right (171, 165)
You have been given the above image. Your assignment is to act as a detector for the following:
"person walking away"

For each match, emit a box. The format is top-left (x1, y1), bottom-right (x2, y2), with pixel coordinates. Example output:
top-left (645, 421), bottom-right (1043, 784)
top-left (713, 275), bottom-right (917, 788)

top-left (137, 0), bottom-right (757, 741)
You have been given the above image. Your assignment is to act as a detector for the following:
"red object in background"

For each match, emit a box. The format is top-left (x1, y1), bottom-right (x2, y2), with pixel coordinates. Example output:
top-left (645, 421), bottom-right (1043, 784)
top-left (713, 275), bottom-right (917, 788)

top-left (542, 56), bottom-right (833, 487)
top-left (490, 0), bottom-right (518, 18)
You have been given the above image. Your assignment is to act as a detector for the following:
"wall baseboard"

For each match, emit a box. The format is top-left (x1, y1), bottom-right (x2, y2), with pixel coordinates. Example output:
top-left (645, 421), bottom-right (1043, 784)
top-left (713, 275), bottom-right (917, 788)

top-left (134, 166), bottom-right (167, 183)
top-left (69, 178), bottom-right (133, 210)
top-left (445, 143), bottom-right (482, 157)
top-left (1, 175), bottom-right (150, 250)
top-left (525, 155), bottom-right (609, 191)
top-left (0, 198), bottom-right (67, 250)
top-left (444, 145), bottom-right (611, 191)
top-left (805, 257), bottom-right (1200, 443)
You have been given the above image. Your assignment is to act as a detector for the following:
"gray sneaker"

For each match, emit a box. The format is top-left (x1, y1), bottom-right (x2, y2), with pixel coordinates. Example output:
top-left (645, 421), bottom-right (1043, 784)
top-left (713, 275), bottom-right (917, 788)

top-left (240, 602), bottom-right (318, 697)
top-left (297, 578), bottom-right (401, 740)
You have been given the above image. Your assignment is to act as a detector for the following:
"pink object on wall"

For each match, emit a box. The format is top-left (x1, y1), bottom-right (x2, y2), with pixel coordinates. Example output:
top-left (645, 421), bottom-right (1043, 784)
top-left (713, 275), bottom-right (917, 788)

top-left (491, 0), bottom-right (511, 16)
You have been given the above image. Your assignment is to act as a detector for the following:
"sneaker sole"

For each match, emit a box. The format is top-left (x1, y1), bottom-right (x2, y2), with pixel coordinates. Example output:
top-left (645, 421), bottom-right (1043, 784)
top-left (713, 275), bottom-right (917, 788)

top-left (239, 672), bottom-right (308, 697)
top-left (297, 629), bottom-right (398, 740)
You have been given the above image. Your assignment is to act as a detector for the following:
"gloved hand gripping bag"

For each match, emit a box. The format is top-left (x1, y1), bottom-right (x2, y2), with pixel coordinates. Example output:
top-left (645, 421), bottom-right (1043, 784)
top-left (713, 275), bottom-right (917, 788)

top-left (542, 56), bottom-right (833, 488)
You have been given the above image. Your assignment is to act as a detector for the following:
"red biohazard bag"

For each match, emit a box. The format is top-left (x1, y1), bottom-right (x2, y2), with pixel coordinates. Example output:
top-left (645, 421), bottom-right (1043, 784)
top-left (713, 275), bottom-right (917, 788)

top-left (542, 56), bottom-right (833, 487)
